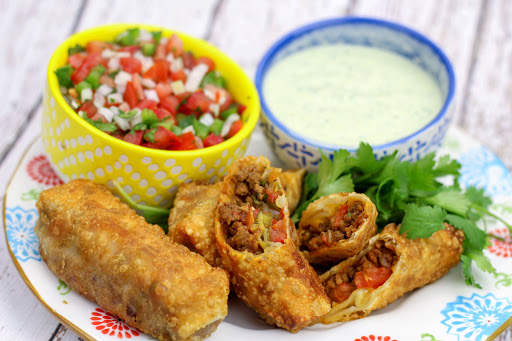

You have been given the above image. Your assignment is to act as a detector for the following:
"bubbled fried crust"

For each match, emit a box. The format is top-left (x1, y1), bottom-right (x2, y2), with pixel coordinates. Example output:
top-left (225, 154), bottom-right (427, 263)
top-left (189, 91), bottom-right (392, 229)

top-left (168, 181), bottom-right (223, 267)
top-left (298, 193), bottom-right (378, 265)
top-left (319, 223), bottom-right (464, 323)
top-left (279, 169), bottom-right (306, 215)
top-left (214, 156), bottom-right (331, 333)
top-left (35, 180), bottom-right (229, 341)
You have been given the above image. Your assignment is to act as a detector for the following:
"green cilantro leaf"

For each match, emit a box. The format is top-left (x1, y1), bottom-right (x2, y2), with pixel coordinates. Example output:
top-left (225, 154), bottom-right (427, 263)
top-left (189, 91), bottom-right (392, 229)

top-left (460, 255), bottom-right (481, 288)
top-left (54, 65), bottom-right (74, 88)
top-left (399, 204), bottom-right (446, 239)
top-left (433, 154), bottom-right (460, 177)
top-left (84, 118), bottom-right (117, 132)
top-left (446, 214), bottom-right (488, 250)
top-left (68, 44), bottom-right (85, 55)
top-left (425, 187), bottom-right (471, 216)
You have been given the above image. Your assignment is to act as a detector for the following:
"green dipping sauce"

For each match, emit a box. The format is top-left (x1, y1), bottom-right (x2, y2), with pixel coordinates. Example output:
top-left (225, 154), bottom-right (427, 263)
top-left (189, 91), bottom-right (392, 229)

top-left (262, 44), bottom-right (444, 147)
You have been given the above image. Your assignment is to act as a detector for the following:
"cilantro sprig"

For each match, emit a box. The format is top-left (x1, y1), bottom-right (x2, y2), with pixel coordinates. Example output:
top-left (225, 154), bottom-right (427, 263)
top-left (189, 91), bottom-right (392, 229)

top-left (293, 143), bottom-right (512, 288)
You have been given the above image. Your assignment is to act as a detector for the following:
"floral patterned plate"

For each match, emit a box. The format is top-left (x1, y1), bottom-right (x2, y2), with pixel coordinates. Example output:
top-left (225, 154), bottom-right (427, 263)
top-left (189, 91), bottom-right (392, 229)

top-left (4, 126), bottom-right (512, 341)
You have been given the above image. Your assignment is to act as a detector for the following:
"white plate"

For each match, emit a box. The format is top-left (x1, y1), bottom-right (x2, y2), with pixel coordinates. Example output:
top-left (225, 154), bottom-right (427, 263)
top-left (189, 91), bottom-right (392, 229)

top-left (4, 125), bottom-right (512, 341)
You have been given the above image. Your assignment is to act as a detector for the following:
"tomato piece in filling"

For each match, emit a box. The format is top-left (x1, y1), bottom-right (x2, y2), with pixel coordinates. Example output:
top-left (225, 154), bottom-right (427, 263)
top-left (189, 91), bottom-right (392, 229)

top-left (354, 267), bottom-right (393, 289)
top-left (270, 219), bottom-right (287, 243)
top-left (329, 282), bottom-right (356, 303)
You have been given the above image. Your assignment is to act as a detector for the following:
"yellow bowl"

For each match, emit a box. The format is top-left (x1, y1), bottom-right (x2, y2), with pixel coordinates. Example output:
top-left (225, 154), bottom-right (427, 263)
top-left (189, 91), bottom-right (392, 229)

top-left (43, 23), bottom-right (259, 206)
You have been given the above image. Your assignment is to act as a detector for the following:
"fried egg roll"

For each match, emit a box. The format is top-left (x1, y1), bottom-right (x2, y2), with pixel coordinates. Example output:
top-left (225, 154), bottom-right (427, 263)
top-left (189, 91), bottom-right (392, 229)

top-left (319, 223), bottom-right (464, 323)
top-left (168, 180), bottom-right (222, 267)
top-left (298, 193), bottom-right (378, 265)
top-left (279, 169), bottom-right (306, 215)
top-left (214, 156), bottom-right (331, 332)
top-left (35, 180), bottom-right (229, 341)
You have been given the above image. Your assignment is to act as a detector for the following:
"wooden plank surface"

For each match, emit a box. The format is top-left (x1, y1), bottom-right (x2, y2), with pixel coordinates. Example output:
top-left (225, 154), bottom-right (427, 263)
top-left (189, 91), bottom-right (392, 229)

top-left (0, 0), bottom-right (510, 340)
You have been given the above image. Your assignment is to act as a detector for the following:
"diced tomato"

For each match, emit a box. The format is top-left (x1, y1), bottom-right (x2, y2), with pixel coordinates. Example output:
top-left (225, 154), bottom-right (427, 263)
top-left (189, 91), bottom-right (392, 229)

top-left (154, 44), bottom-right (166, 59)
top-left (166, 34), bottom-right (184, 56)
top-left (226, 119), bottom-right (242, 139)
top-left (159, 95), bottom-right (179, 115)
top-left (196, 57), bottom-right (215, 72)
top-left (170, 69), bottom-right (187, 82)
top-left (328, 283), bottom-right (355, 303)
top-left (354, 267), bottom-right (393, 289)
top-left (150, 126), bottom-right (180, 149)
top-left (123, 130), bottom-right (144, 145)
top-left (99, 74), bottom-right (115, 87)
top-left (123, 81), bottom-right (138, 108)
top-left (154, 82), bottom-right (173, 99)
top-left (68, 53), bottom-right (86, 69)
top-left (182, 91), bottom-right (212, 114)
top-left (89, 113), bottom-right (107, 123)
top-left (71, 51), bottom-right (103, 84)
top-left (153, 108), bottom-right (172, 120)
top-left (237, 103), bottom-right (247, 114)
top-left (246, 207), bottom-right (256, 226)
top-left (137, 99), bottom-right (158, 111)
top-left (121, 57), bottom-right (142, 74)
top-left (333, 204), bottom-right (349, 229)
top-left (203, 133), bottom-right (224, 147)
top-left (171, 131), bottom-right (197, 150)
top-left (204, 84), bottom-right (232, 111)
top-left (182, 51), bottom-right (196, 69)
top-left (77, 101), bottom-right (97, 118)
top-left (266, 188), bottom-right (278, 203)
top-left (270, 219), bottom-right (287, 243)
top-left (143, 59), bottom-right (169, 83)
top-left (86, 40), bottom-right (110, 54)
top-left (132, 74), bottom-right (145, 100)
top-left (119, 45), bottom-right (140, 54)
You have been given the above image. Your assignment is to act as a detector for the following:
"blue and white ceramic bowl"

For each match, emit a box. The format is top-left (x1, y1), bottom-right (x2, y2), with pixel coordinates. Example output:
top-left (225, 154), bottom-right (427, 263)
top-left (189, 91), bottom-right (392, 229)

top-left (255, 17), bottom-right (455, 171)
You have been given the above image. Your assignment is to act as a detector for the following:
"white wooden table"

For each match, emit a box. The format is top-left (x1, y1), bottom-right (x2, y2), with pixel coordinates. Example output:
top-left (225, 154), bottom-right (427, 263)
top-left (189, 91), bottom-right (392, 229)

top-left (0, 0), bottom-right (511, 340)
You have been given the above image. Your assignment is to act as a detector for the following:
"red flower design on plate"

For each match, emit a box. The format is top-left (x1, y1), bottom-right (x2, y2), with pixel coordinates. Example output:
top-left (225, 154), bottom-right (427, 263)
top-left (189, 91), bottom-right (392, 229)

top-left (90, 308), bottom-right (140, 338)
top-left (355, 336), bottom-right (398, 341)
top-left (488, 227), bottom-right (512, 258)
top-left (26, 155), bottom-right (63, 186)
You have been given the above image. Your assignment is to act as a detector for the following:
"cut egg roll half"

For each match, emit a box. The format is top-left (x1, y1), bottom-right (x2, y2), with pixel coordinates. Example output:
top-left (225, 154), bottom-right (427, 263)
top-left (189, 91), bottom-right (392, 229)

top-left (319, 223), bottom-right (464, 323)
top-left (214, 156), bottom-right (331, 333)
top-left (279, 169), bottom-right (306, 215)
top-left (298, 192), bottom-right (378, 265)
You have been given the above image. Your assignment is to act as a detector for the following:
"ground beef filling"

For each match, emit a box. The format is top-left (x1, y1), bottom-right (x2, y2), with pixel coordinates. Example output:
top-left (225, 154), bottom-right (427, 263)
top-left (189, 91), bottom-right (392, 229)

top-left (218, 164), bottom-right (280, 254)
top-left (323, 240), bottom-right (397, 303)
top-left (305, 201), bottom-right (367, 252)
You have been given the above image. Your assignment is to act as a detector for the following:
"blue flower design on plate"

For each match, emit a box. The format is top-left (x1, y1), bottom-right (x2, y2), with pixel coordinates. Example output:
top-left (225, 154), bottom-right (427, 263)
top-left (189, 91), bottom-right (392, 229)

top-left (441, 293), bottom-right (512, 341)
top-left (5, 206), bottom-right (40, 262)
top-left (458, 147), bottom-right (512, 197)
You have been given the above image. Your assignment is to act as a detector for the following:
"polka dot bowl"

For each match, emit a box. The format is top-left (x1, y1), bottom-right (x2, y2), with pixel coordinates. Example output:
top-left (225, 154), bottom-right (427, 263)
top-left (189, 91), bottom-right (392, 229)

top-left (42, 24), bottom-right (259, 206)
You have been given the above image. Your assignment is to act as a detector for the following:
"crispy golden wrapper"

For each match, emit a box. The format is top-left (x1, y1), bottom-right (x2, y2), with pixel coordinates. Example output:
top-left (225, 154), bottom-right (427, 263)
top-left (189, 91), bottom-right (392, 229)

top-left (168, 181), bottom-right (222, 267)
top-left (298, 192), bottom-right (378, 265)
top-left (280, 169), bottom-right (306, 215)
top-left (35, 180), bottom-right (230, 341)
top-left (214, 156), bottom-right (331, 333)
top-left (319, 223), bottom-right (464, 323)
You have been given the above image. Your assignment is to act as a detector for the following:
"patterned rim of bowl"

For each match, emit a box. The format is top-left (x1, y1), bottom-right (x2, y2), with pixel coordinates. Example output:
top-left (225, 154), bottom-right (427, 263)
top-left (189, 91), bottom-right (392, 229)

top-left (48, 23), bottom-right (260, 159)
top-left (254, 16), bottom-right (455, 152)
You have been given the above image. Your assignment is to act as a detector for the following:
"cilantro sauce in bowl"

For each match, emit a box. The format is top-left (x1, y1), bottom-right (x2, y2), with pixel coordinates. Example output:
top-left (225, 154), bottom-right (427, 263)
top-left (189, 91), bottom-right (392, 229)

top-left (262, 44), bottom-right (444, 147)
top-left (255, 17), bottom-right (455, 170)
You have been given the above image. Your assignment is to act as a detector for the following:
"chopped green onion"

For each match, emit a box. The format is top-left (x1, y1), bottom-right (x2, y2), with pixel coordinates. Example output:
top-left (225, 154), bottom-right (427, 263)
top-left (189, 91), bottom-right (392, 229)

top-left (84, 117), bottom-right (117, 132)
top-left (142, 43), bottom-right (156, 56)
top-left (116, 28), bottom-right (140, 46)
top-left (192, 119), bottom-right (209, 140)
top-left (151, 31), bottom-right (163, 44)
top-left (141, 108), bottom-right (159, 126)
top-left (130, 122), bottom-right (147, 134)
top-left (200, 71), bottom-right (226, 88)
top-left (209, 119), bottom-right (224, 136)
top-left (220, 104), bottom-right (239, 120)
top-left (68, 44), bottom-right (85, 55)
top-left (76, 81), bottom-right (92, 98)
top-left (177, 114), bottom-right (195, 129)
top-left (85, 64), bottom-right (106, 89)
top-left (54, 65), bottom-right (74, 88)
top-left (119, 109), bottom-right (138, 119)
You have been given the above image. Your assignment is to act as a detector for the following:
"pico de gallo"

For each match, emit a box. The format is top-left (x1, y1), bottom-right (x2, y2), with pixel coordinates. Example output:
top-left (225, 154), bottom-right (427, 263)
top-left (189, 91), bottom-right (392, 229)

top-left (55, 27), bottom-right (245, 150)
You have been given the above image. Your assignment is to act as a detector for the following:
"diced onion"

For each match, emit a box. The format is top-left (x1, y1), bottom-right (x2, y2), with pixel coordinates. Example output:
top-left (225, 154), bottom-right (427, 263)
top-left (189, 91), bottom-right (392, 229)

top-left (182, 125), bottom-right (195, 134)
top-left (102, 49), bottom-right (116, 59)
top-left (141, 78), bottom-right (156, 88)
top-left (221, 113), bottom-right (240, 137)
top-left (93, 93), bottom-right (105, 108)
top-left (209, 103), bottom-right (220, 117)
top-left (199, 113), bottom-right (214, 126)
top-left (107, 93), bottom-right (123, 104)
top-left (98, 107), bottom-right (114, 122)
top-left (80, 88), bottom-right (93, 101)
top-left (108, 58), bottom-right (120, 71)
top-left (137, 29), bottom-right (152, 42)
top-left (130, 112), bottom-right (143, 127)
top-left (170, 57), bottom-right (184, 72)
top-left (113, 115), bottom-right (131, 131)
top-left (144, 89), bottom-right (159, 103)
top-left (185, 64), bottom-right (209, 92)
top-left (97, 84), bottom-right (113, 96)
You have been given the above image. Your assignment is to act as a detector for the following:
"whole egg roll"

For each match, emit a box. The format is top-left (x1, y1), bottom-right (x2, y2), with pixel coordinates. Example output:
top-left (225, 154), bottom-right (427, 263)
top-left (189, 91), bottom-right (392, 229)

top-left (214, 156), bottom-right (331, 333)
top-left (279, 169), bottom-right (306, 215)
top-left (319, 223), bottom-right (464, 323)
top-left (35, 180), bottom-right (230, 341)
top-left (168, 180), bottom-right (222, 267)
top-left (298, 192), bottom-right (378, 265)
